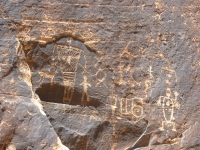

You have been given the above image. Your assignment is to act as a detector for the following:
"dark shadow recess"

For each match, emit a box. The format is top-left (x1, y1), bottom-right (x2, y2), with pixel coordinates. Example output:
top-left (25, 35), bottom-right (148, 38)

top-left (36, 83), bottom-right (102, 108)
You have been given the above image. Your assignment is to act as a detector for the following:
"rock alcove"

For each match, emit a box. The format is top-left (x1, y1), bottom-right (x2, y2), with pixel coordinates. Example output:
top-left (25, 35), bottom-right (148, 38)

top-left (20, 36), bottom-right (105, 107)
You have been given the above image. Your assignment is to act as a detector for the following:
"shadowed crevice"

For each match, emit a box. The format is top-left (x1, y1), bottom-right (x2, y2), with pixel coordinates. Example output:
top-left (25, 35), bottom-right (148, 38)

top-left (36, 83), bottom-right (102, 108)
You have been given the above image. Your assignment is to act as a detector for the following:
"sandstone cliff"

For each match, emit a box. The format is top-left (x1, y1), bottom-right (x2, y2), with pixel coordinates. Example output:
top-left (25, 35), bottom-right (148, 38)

top-left (0, 0), bottom-right (200, 150)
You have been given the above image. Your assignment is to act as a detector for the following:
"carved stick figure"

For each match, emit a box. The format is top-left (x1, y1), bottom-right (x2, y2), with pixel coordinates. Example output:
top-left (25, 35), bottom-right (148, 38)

top-left (80, 76), bottom-right (91, 102)
top-left (145, 66), bottom-right (154, 93)
top-left (157, 88), bottom-right (179, 131)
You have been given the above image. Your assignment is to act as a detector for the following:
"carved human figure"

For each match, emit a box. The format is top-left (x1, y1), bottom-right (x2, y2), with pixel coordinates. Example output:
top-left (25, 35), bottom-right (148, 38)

top-left (157, 88), bottom-right (179, 131)
top-left (80, 76), bottom-right (91, 102)
top-left (145, 66), bottom-right (154, 91)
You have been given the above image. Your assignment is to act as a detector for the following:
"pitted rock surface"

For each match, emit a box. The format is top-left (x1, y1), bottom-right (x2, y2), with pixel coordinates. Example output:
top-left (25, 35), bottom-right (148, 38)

top-left (0, 0), bottom-right (200, 150)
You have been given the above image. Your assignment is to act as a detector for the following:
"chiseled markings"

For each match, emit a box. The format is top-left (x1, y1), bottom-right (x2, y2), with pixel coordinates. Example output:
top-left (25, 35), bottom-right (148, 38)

top-left (55, 45), bottom-right (82, 103)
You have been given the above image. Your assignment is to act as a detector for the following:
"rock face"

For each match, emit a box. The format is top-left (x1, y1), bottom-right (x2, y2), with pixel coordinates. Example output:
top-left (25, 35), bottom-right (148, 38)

top-left (0, 0), bottom-right (200, 150)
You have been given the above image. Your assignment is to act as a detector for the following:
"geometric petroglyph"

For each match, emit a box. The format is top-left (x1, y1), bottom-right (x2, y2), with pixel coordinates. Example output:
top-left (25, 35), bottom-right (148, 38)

top-left (107, 95), bottom-right (143, 124)
top-left (55, 45), bottom-right (82, 103)
top-left (63, 72), bottom-right (76, 86)
top-left (93, 57), bottom-right (108, 88)
top-left (80, 55), bottom-right (108, 89)
top-left (56, 45), bottom-right (81, 73)
top-left (120, 98), bottom-right (143, 119)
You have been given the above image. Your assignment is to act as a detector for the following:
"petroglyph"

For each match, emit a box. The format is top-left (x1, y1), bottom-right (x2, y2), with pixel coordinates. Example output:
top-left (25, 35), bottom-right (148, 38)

top-left (63, 86), bottom-right (74, 103)
top-left (157, 67), bottom-right (180, 131)
top-left (104, 42), bottom-right (157, 125)
top-left (157, 88), bottom-right (180, 131)
top-left (107, 94), bottom-right (144, 124)
top-left (80, 76), bottom-right (91, 103)
top-left (55, 45), bottom-right (81, 73)
top-left (94, 57), bottom-right (108, 88)
top-left (145, 66), bottom-right (154, 90)
top-left (107, 94), bottom-right (118, 117)
top-left (120, 98), bottom-right (143, 119)
top-left (119, 47), bottom-right (132, 84)
top-left (54, 45), bottom-right (82, 103)
top-left (80, 55), bottom-right (108, 89)
top-left (19, 36), bottom-right (182, 150)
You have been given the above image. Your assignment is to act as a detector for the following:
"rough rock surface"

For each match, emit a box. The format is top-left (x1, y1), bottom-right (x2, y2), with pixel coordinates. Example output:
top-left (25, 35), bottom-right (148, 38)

top-left (0, 0), bottom-right (200, 150)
